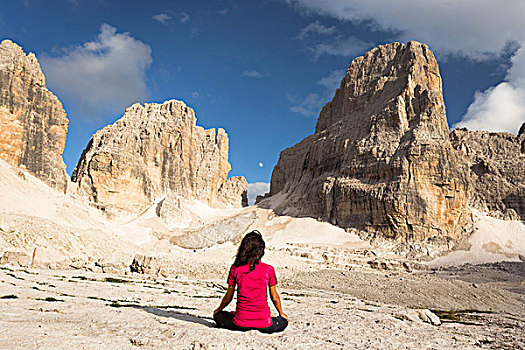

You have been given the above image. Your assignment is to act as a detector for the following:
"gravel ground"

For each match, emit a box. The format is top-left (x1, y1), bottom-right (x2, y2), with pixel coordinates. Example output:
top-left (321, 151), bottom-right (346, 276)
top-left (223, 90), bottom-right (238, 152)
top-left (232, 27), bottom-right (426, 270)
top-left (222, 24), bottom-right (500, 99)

top-left (1, 263), bottom-right (524, 349)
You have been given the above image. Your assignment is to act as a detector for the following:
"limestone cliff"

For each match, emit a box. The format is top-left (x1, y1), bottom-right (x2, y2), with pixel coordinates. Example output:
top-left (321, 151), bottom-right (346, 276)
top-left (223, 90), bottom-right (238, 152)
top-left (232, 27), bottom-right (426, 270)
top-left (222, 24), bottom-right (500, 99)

top-left (450, 125), bottom-right (525, 220)
top-left (266, 41), bottom-right (470, 241)
top-left (0, 40), bottom-right (68, 192)
top-left (71, 100), bottom-right (246, 217)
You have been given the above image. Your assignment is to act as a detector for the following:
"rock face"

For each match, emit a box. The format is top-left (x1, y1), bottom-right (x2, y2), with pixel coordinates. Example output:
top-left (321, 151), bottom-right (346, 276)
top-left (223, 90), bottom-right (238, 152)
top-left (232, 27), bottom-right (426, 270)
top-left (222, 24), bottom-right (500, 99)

top-left (130, 254), bottom-right (161, 275)
top-left (71, 100), bottom-right (247, 217)
top-left (450, 125), bottom-right (525, 220)
top-left (0, 40), bottom-right (68, 192)
top-left (266, 41), bottom-right (470, 241)
top-left (217, 176), bottom-right (248, 208)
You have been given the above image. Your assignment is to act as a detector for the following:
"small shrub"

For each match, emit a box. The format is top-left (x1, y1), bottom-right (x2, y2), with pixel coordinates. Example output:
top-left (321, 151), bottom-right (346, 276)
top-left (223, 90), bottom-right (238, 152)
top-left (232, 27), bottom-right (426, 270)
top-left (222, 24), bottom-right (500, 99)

top-left (104, 277), bottom-right (130, 284)
top-left (38, 297), bottom-right (64, 302)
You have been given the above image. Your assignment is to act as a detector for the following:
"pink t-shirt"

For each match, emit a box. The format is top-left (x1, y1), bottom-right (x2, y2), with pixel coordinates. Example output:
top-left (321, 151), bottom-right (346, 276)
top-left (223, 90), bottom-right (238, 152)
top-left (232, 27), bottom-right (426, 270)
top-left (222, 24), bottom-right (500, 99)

top-left (227, 261), bottom-right (277, 328)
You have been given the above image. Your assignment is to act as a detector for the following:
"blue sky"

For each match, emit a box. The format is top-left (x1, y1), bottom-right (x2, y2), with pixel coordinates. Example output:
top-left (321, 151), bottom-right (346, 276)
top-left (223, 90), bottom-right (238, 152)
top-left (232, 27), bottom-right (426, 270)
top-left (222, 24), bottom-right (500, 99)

top-left (1, 0), bottom-right (524, 202)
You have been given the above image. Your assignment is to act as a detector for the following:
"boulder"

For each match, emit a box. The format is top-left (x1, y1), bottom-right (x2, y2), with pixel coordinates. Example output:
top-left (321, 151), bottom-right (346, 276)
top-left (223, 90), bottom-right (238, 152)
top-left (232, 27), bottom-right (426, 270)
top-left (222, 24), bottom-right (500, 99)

top-left (217, 176), bottom-right (248, 207)
top-left (395, 309), bottom-right (441, 326)
top-left (130, 254), bottom-right (161, 275)
top-left (0, 250), bottom-right (30, 266)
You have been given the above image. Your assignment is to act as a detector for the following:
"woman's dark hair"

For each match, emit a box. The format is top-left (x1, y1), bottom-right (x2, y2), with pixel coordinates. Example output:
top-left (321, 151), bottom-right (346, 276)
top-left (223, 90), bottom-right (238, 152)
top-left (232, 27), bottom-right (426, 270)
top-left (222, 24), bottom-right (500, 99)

top-left (233, 230), bottom-right (265, 271)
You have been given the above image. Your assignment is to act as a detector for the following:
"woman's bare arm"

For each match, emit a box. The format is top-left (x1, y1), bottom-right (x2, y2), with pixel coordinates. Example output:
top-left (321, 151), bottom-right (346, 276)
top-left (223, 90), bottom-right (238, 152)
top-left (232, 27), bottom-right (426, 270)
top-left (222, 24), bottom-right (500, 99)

top-left (214, 285), bottom-right (235, 314)
top-left (269, 285), bottom-right (288, 320)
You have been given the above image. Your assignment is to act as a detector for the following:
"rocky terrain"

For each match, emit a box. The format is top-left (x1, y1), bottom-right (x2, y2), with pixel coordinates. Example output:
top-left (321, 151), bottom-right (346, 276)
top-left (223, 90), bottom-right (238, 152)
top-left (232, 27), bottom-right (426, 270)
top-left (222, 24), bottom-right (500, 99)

top-left (0, 158), bottom-right (141, 266)
top-left (1, 38), bottom-right (525, 349)
top-left (0, 40), bottom-right (69, 192)
top-left (72, 100), bottom-right (247, 219)
top-left (450, 126), bottom-right (525, 220)
top-left (263, 41), bottom-right (470, 242)
top-left (1, 251), bottom-right (524, 349)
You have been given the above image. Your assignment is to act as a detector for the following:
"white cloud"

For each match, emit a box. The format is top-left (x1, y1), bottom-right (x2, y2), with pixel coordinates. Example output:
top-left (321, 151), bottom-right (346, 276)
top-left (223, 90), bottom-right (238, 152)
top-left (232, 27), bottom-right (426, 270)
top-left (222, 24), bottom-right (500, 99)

top-left (317, 69), bottom-right (345, 91)
top-left (294, 20), bottom-right (336, 40)
top-left (218, 9), bottom-right (229, 15)
top-left (289, 69), bottom-right (345, 117)
top-left (40, 24), bottom-right (152, 118)
top-left (247, 182), bottom-right (270, 205)
top-left (288, 92), bottom-right (325, 117)
top-left (454, 45), bottom-right (525, 134)
top-left (152, 12), bottom-right (189, 25)
top-left (285, 0), bottom-right (525, 60)
top-left (286, 0), bottom-right (525, 133)
top-left (179, 12), bottom-right (190, 23)
top-left (152, 13), bottom-right (172, 25)
top-left (243, 69), bottom-right (264, 78)
top-left (309, 35), bottom-right (371, 61)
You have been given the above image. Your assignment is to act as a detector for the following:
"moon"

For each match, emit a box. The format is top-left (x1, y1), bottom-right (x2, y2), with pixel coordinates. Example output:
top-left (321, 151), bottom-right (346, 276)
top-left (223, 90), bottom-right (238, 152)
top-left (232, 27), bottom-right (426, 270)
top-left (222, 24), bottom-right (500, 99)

top-left (258, 162), bottom-right (264, 168)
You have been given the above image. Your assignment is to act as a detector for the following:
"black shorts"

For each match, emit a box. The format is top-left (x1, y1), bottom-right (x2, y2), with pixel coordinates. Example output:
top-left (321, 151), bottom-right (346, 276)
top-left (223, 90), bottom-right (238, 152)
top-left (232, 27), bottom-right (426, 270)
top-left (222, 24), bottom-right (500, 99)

top-left (213, 311), bottom-right (288, 334)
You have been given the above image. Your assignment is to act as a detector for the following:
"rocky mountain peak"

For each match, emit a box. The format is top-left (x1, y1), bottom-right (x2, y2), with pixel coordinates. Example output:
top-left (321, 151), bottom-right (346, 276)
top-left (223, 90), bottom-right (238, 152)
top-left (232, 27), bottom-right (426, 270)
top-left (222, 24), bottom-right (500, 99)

top-left (72, 99), bottom-right (246, 218)
top-left (315, 41), bottom-right (447, 136)
top-left (518, 122), bottom-right (525, 138)
top-left (0, 40), bottom-right (45, 86)
top-left (265, 41), bottom-right (470, 242)
top-left (0, 39), bottom-right (69, 192)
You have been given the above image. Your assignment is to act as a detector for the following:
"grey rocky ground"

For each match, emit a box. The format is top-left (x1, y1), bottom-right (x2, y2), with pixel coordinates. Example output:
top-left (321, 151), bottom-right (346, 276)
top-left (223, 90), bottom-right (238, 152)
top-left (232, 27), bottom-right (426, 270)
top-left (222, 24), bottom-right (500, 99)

top-left (1, 257), bottom-right (524, 350)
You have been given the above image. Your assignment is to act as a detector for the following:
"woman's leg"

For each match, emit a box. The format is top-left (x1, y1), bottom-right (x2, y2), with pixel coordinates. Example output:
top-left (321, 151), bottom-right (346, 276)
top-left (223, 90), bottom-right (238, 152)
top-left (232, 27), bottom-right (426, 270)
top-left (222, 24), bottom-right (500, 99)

top-left (214, 311), bottom-right (253, 332)
top-left (213, 311), bottom-right (236, 330)
top-left (258, 316), bottom-right (288, 334)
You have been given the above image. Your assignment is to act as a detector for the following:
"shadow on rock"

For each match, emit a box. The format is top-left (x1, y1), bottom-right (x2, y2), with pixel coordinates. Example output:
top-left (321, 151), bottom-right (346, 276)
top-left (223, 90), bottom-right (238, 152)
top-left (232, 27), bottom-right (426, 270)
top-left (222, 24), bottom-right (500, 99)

top-left (132, 306), bottom-right (216, 328)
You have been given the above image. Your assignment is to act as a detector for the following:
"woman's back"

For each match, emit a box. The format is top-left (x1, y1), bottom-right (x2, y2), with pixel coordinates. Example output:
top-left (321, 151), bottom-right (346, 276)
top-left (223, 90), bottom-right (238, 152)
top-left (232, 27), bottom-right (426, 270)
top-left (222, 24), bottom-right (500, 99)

top-left (214, 230), bottom-right (287, 333)
top-left (228, 262), bottom-right (276, 328)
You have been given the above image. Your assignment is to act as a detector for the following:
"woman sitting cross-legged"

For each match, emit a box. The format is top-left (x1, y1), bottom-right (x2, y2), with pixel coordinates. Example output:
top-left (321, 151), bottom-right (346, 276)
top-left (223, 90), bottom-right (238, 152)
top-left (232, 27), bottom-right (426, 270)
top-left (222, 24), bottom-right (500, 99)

top-left (213, 230), bottom-right (288, 333)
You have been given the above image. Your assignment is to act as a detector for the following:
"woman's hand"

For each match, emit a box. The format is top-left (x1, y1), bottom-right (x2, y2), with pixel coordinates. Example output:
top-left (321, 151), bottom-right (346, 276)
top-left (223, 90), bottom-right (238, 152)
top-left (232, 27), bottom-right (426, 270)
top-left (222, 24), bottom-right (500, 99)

top-left (213, 308), bottom-right (222, 315)
top-left (269, 285), bottom-right (288, 321)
